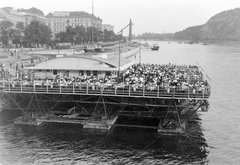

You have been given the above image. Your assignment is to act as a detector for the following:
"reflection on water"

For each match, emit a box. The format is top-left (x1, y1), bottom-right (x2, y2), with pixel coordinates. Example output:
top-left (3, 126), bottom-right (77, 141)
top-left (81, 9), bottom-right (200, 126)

top-left (0, 113), bottom-right (208, 165)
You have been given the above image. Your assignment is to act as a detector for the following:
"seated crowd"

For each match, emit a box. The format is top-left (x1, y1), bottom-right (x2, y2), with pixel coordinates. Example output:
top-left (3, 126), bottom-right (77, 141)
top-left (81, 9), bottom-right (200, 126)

top-left (8, 63), bottom-right (210, 95)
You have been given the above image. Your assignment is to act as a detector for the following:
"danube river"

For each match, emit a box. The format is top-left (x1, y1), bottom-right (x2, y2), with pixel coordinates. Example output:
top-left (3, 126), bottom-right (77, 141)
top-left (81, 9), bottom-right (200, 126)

top-left (0, 41), bottom-right (240, 164)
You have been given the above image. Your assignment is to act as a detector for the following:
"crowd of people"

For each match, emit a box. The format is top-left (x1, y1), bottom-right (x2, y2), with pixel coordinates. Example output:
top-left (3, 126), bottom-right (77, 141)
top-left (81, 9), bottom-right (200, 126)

top-left (6, 62), bottom-right (211, 96)
top-left (122, 63), bottom-right (210, 93)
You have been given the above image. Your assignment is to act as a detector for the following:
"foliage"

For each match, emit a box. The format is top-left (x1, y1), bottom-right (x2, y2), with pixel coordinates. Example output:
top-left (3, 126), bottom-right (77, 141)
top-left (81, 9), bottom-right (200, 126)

top-left (15, 22), bottom-right (25, 32)
top-left (136, 32), bottom-right (174, 40)
top-left (0, 29), bottom-right (9, 46)
top-left (0, 19), bottom-right (118, 48)
top-left (0, 20), bottom-right (14, 46)
top-left (23, 21), bottom-right (52, 47)
top-left (174, 25), bottom-right (202, 41)
top-left (55, 25), bottom-right (117, 44)
top-left (0, 20), bottom-right (14, 29)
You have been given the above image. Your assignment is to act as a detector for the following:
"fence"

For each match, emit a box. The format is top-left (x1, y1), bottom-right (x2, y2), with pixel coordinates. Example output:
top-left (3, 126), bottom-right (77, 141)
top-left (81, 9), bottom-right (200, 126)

top-left (2, 80), bottom-right (210, 100)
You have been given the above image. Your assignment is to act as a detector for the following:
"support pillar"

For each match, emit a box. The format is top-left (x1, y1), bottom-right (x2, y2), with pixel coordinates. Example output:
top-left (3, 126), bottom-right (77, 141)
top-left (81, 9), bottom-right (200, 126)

top-left (158, 99), bottom-right (185, 133)
top-left (83, 96), bottom-right (118, 130)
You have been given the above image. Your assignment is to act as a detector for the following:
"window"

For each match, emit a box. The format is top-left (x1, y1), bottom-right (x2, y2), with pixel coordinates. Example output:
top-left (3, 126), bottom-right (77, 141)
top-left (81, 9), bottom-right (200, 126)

top-left (106, 71), bottom-right (111, 76)
top-left (79, 70), bottom-right (84, 76)
top-left (53, 70), bottom-right (57, 75)
top-left (93, 71), bottom-right (98, 76)
top-left (86, 71), bottom-right (91, 76)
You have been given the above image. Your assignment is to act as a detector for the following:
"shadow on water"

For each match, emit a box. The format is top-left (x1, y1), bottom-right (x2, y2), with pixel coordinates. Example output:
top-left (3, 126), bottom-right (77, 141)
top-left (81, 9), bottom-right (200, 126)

top-left (0, 110), bottom-right (209, 165)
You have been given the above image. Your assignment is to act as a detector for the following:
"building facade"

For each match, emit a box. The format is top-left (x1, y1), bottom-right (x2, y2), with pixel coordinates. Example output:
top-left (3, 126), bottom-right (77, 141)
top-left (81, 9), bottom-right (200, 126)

top-left (46, 11), bottom-right (102, 37)
top-left (102, 24), bottom-right (114, 32)
top-left (0, 7), bottom-right (45, 27)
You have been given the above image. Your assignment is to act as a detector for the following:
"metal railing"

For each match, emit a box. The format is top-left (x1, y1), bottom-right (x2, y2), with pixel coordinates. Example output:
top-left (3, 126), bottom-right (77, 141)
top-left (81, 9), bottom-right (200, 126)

top-left (2, 81), bottom-right (211, 100)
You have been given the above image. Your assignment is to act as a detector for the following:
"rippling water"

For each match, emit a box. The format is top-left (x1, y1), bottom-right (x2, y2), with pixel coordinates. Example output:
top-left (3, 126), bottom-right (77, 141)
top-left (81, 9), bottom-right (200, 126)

top-left (1, 41), bottom-right (240, 164)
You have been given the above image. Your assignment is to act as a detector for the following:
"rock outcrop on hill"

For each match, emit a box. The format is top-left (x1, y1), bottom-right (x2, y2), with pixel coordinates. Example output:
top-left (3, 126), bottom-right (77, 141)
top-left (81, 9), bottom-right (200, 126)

top-left (174, 8), bottom-right (240, 41)
top-left (17, 7), bottom-right (44, 17)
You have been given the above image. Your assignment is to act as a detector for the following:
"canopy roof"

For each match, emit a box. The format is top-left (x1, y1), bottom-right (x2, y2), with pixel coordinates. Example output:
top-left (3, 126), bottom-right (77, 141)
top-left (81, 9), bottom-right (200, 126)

top-left (27, 55), bottom-right (136, 71)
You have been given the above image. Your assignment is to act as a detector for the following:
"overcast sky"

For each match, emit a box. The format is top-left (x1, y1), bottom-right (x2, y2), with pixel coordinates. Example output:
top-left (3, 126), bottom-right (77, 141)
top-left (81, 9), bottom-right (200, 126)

top-left (2, 0), bottom-right (240, 35)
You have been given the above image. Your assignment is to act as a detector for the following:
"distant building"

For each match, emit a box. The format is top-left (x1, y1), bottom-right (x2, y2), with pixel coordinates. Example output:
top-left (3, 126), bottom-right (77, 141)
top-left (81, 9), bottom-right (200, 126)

top-left (46, 11), bottom-right (102, 37)
top-left (102, 24), bottom-right (114, 32)
top-left (0, 7), bottom-right (46, 26)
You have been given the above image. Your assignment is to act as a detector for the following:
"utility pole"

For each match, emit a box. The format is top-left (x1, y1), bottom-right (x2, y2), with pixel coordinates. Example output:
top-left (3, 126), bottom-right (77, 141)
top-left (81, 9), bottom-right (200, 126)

top-left (139, 39), bottom-right (141, 63)
top-left (91, 0), bottom-right (94, 45)
top-left (57, 36), bottom-right (60, 54)
top-left (118, 35), bottom-right (121, 81)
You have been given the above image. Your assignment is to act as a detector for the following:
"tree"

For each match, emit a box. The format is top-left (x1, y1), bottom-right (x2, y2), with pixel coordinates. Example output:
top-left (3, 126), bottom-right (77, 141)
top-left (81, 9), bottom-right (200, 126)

top-left (0, 20), bottom-right (14, 29)
top-left (103, 29), bottom-right (116, 42)
top-left (0, 29), bottom-right (9, 46)
top-left (55, 25), bottom-right (118, 45)
top-left (15, 22), bottom-right (24, 31)
top-left (75, 25), bottom-right (87, 44)
top-left (66, 26), bottom-right (76, 44)
top-left (14, 22), bottom-right (25, 47)
top-left (55, 31), bottom-right (68, 43)
top-left (10, 28), bottom-right (21, 46)
top-left (0, 20), bottom-right (14, 47)
top-left (24, 21), bottom-right (52, 47)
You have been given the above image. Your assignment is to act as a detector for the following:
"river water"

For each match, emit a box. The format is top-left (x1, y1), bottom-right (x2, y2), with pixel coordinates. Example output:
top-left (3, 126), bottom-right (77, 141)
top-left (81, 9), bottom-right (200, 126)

top-left (1, 41), bottom-right (240, 164)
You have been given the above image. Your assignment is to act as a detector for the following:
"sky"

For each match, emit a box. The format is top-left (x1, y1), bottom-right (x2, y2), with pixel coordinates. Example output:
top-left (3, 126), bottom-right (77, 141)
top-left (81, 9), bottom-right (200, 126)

top-left (2, 0), bottom-right (240, 35)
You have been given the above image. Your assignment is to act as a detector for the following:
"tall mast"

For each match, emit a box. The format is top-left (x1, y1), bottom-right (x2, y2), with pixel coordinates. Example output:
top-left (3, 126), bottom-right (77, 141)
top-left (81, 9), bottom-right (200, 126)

top-left (92, 0), bottom-right (94, 44)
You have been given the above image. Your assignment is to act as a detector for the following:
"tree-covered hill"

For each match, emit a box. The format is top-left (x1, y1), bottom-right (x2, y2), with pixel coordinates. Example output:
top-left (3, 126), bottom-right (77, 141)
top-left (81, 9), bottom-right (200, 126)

top-left (174, 8), bottom-right (240, 41)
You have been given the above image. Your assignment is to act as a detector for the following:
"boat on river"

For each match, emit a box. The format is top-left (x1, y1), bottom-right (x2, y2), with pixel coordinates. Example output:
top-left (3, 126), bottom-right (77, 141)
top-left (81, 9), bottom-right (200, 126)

top-left (151, 44), bottom-right (159, 51)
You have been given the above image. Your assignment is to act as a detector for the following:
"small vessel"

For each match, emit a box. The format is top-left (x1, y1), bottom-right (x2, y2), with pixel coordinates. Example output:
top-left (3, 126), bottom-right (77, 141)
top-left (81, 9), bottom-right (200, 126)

top-left (14, 116), bottom-right (43, 126)
top-left (83, 45), bottom-right (96, 52)
top-left (151, 44), bottom-right (159, 51)
top-left (203, 42), bottom-right (210, 45)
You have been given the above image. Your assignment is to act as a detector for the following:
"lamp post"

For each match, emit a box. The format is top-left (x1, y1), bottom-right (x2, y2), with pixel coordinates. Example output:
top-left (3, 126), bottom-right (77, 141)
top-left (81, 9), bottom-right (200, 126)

top-left (33, 29), bottom-right (35, 48)
top-left (56, 36), bottom-right (60, 54)
top-left (139, 39), bottom-right (141, 63)
top-left (0, 33), bottom-right (2, 48)
top-left (20, 31), bottom-right (23, 49)
top-left (73, 35), bottom-right (76, 46)
top-left (118, 34), bottom-right (121, 82)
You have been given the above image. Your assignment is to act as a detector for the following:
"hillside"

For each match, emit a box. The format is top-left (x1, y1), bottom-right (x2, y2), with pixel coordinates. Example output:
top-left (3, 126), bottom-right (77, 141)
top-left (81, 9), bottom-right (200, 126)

top-left (174, 8), bottom-right (240, 41)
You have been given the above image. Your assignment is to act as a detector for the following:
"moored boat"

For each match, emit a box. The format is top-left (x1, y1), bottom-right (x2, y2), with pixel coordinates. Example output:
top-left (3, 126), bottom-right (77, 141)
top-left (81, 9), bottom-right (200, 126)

top-left (14, 116), bottom-right (43, 126)
top-left (151, 44), bottom-right (159, 51)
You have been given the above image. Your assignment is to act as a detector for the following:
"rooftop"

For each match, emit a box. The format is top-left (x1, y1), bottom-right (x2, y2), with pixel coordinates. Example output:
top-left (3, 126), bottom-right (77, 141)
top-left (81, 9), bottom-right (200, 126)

top-left (27, 55), bottom-right (135, 71)
top-left (46, 11), bottom-right (102, 21)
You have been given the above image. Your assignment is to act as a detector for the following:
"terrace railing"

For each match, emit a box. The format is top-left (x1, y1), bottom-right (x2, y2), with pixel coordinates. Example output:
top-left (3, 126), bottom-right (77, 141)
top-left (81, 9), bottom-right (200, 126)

top-left (2, 80), bottom-right (211, 100)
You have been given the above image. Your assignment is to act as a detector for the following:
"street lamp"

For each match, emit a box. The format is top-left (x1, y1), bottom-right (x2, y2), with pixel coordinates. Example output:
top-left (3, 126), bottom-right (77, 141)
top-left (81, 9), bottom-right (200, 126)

top-left (0, 33), bottom-right (2, 48)
top-left (73, 35), bottom-right (76, 46)
top-left (139, 39), bottom-right (141, 63)
top-left (118, 34), bottom-right (121, 82)
top-left (56, 36), bottom-right (60, 54)
top-left (20, 31), bottom-right (24, 49)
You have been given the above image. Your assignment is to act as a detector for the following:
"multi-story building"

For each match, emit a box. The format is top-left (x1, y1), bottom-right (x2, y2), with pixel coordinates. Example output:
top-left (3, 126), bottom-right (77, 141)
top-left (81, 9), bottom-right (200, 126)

top-left (102, 24), bottom-right (114, 32)
top-left (46, 11), bottom-right (102, 37)
top-left (0, 7), bottom-right (45, 27)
